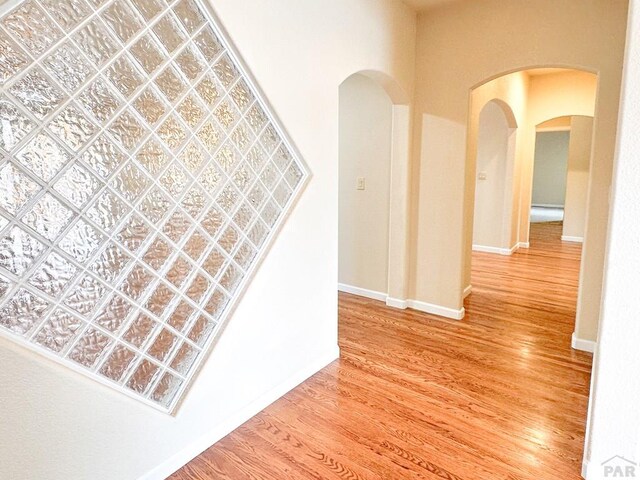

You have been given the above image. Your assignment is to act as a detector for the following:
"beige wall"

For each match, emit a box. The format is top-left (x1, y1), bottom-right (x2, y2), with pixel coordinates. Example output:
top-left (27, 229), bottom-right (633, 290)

top-left (563, 116), bottom-right (594, 240)
top-left (0, 1), bottom-right (417, 479)
top-left (410, 0), bottom-right (626, 339)
top-left (338, 74), bottom-right (393, 294)
top-left (532, 131), bottom-right (571, 207)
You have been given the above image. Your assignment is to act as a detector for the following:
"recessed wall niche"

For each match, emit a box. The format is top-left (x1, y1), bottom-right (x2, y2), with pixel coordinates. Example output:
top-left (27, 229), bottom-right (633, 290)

top-left (0, 0), bottom-right (308, 412)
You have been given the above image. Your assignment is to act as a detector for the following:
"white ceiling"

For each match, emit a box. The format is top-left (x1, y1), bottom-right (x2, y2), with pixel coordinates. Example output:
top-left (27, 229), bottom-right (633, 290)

top-left (402, 0), bottom-right (461, 12)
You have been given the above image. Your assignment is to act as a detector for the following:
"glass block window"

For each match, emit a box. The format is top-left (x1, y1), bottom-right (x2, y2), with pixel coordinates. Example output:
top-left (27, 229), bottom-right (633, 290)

top-left (0, 0), bottom-right (308, 412)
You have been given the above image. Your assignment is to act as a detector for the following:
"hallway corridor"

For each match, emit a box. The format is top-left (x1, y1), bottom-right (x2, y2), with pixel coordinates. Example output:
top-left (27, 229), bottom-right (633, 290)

top-left (171, 222), bottom-right (591, 479)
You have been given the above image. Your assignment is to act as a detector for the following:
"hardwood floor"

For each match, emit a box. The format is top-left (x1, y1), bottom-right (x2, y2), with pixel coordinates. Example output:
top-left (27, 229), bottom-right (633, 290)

top-left (170, 222), bottom-right (592, 479)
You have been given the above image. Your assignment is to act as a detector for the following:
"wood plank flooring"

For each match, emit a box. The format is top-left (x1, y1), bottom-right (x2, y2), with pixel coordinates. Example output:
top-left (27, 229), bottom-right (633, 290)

top-left (170, 222), bottom-right (592, 479)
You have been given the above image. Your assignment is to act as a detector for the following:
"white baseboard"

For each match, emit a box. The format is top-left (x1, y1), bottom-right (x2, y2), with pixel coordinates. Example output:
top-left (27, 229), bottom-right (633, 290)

top-left (387, 297), bottom-right (464, 320)
top-left (572, 332), bottom-right (596, 353)
top-left (518, 241), bottom-right (530, 249)
top-left (562, 235), bottom-right (584, 243)
top-left (472, 244), bottom-right (518, 256)
top-left (338, 283), bottom-right (387, 302)
top-left (463, 285), bottom-right (472, 298)
top-left (138, 346), bottom-right (340, 480)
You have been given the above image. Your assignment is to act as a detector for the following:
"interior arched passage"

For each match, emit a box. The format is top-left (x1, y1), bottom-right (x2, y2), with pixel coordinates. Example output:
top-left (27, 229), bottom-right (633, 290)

top-left (337, 71), bottom-right (412, 304)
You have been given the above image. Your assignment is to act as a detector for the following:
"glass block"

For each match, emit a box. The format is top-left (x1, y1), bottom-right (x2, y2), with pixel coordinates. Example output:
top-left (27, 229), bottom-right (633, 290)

top-left (233, 202), bottom-right (256, 231)
top-left (28, 252), bottom-right (77, 297)
top-left (138, 187), bottom-right (171, 224)
top-left (90, 243), bottom-right (132, 284)
top-left (193, 26), bottom-right (223, 63)
top-left (165, 256), bottom-right (192, 288)
top-left (0, 31), bottom-right (30, 85)
top-left (195, 74), bottom-right (222, 108)
top-left (213, 100), bottom-right (239, 131)
top-left (230, 80), bottom-right (255, 112)
top-left (234, 241), bottom-right (256, 270)
top-left (119, 263), bottom-right (153, 301)
top-left (136, 139), bottom-right (170, 176)
top-left (0, 288), bottom-right (49, 335)
top-left (261, 124), bottom-right (281, 154)
top-left (246, 144), bottom-right (268, 173)
top-left (230, 122), bottom-right (254, 154)
top-left (16, 132), bottom-right (69, 182)
top-left (175, 46), bottom-right (205, 82)
top-left (93, 293), bottom-right (133, 333)
top-left (248, 182), bottom-right (267, 211)
top-left (151, 372), bottom-right (183, 407)
top-left (123, 312), bottom-right (157, 348)
top-left (162, 210), bottom-right (192, 244)
top-left (58, 219), bottom-right (105, 263)
top-left (81, 135), bottom-right (126, 179)
top-left (126, 358), bottom-right (160, 394)
top-left (285, 162), bottom-right (304, 189)
top-left (185, 273), bottom-right (209, 304)
top-left (53, 163), bottom-right (100, 209)
top-left (177, 95), bottom-right (205, 129)
top-left (187, 314), bottom-right (215, 346)
top-left (0, 226), bottom-right (44, 275)
top-left (260, 162), bottom-right (279, 190)
top-left (111, 162), bottom-right (150, 202)
top-left (246, 103), bottom-right (269, 134)
top-left (183, 229), bottom-right (208, 262)
top-left (39, 0), bottom-right (92, 30)
top-left (116, 214), bottom-right (150, 253)
top-left (86, 0), bottom-right (108, 8)
top-left (0, 162), bottom-right (40, 215)
top-left (68, 327), bottom-right (112, 368)
top-left (179, 141), bottom-right (205, 173)
top-left (142, 236), bottom-right (171, 271)
top-left (232, 166), bottom-right (254, 194)
top-left (85, 189), bottom-right (130, 233)
top-left (49, 105), bottom-right (97, 153)
top-left (153, 14), bottom-right (186, 54)
top-left (212, 55), bottom-right (238, 88)
top-left (196, 119), bottom-right (223, 152)
top-left (34, 308), bottom-right (84, 353)
top-left (215, 142), bottom-right (241, 173)
top-left (133, 87), bottom-right (167, 126)
top-left (99, 343), bottom-right (137, 382)
top-left (105, 55), bottom-right (144, 99)
top-left (78, 77), bottom-right (122, 123)
top-left (10, 68), bottom-right (66, 119)
top-left (22, 192), bottom-right (74, 242)
top-left (145, 282), bottom-right (175, 317)
top-left (148, 327), bottom-right (177, 361)
top-left (219, 263), bottom-right (243, 294)
top-left (181, 186), bottom-right (207, 219)
top-left (273, 180), bottom-right (293, 207)
top-left (202, 247), bottom-right (225, 278)
top-left (160, 163), bottom-right (189, 197)
top-left (64, 273), bottom-right (107, 316)
top-left (249, 219), bottom-right (269, 248)
top-left (203, 288), bottom-right (228, 319)
top-left (129, 34), bottom-right (165, 75)
top-left (170, 341), bottom-right (198, 375)
top-left (42, 42), bottom-right (94, 91)
top-left (108, 109), bottom-right (147, 152)
top-left (73, 18), bottom-right (119, 67)
top-left (157, 115), bottom-right (187, 151)
top-left (219, 225), bottom-right (239, 254)
top-left (261, 200), bottom-right (281, 228)
top-left (167, 300), bottom-right (194, 332)
top-left (129, 0), bottom-right (163, 21)
top-left (2, 0), bottom-right (63, 56)
top-left (0, 97), bottom-right (34, 151)
top-left (173, 0), bottom-right (205, 34)
top-left (200, 206), bottom-right (225, 238)
top-left (0, 273), bottom-right (11, 300)
top-left (274, 144), bottom-right (294, 173)
top-left (216, 184), bottom-right (240, 213)
top-left (155, 66), bottom-right (187, 103)
top-left (102, 0), bottom-right (143, 43)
